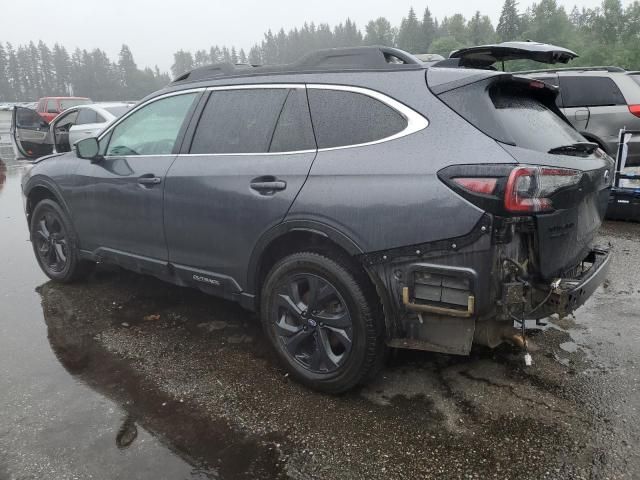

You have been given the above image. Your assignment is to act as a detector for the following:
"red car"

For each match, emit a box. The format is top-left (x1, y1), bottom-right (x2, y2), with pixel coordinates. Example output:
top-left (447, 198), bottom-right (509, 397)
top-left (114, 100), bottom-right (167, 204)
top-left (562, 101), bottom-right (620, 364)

top-left (36, 97), bottom-right (92, 123)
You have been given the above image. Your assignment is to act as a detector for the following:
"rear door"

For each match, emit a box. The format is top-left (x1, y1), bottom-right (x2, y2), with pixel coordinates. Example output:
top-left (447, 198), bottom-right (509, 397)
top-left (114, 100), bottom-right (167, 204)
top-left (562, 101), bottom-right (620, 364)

top-left (559, 76), bottom-right (627, 143)
top-left (10, 106), bottom-right (53, 159)
top-left (164, 85), bottom-right (317, 294)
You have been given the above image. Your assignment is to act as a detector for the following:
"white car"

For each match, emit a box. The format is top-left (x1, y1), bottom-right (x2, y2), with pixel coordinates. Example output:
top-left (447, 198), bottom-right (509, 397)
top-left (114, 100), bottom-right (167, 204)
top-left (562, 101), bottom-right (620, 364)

top-left (10, 102), bottom-right (134, 158)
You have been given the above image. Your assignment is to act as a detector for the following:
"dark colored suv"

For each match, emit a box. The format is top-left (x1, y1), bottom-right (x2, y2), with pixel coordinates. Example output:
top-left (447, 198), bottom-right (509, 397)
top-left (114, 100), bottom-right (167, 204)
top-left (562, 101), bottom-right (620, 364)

top-left (20, 46), bottom-right (613, 393)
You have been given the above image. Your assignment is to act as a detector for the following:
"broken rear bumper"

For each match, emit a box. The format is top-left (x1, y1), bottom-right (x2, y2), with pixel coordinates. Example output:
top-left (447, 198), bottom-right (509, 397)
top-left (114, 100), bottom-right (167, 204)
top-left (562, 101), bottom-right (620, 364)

top-left (546, 247), bottom-right (611, 318)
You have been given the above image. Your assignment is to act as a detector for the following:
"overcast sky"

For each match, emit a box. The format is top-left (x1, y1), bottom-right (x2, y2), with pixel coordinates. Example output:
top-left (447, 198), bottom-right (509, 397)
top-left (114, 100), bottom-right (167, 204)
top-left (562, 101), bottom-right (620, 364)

top-left (1, 0), bottom-right (630, 72)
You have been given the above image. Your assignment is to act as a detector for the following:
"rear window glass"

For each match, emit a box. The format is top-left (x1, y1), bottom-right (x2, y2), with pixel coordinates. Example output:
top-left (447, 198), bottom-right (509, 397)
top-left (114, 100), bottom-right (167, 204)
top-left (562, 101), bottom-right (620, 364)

top-left (76, 108), bottom-right (98, 125)
top-left (307, 89), bottom-right (407, 149)
top-left (559, 76), bottom-right (626, 107)
top-left (438, 79), bottom-right (585, 153)
top-left (60, 98), bottom-right (91, 110)
top-left (190, 89), bottom-right (288, 154)
top-left (104, 106), bottom-right (132, 118)
top-left (491, 91), bottom-right (584, 152)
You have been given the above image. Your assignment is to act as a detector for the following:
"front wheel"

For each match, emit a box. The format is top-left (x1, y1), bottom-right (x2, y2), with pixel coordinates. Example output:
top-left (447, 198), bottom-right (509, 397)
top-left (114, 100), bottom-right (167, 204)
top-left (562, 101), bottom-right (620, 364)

top-left (30, 199), bottom-right (94, 283)
top-left (260, 252), bottom-right (385, 393)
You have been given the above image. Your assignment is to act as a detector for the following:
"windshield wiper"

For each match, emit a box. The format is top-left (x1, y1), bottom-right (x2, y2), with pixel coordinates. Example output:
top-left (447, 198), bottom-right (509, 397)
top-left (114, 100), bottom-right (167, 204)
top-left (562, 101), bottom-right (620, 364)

top-left (548, 142), bottom-right (599, 156)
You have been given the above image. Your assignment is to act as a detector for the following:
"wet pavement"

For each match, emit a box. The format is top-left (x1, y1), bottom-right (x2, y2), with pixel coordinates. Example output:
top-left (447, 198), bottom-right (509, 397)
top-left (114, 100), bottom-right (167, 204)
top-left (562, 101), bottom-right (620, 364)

top-left (1, 157), bottom-right (639, 479)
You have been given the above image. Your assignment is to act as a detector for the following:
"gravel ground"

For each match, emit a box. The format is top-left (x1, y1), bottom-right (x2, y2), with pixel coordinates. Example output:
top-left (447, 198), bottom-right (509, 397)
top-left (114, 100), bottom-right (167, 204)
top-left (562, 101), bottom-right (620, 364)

top-left (1, 158), bottom-right (639, 479)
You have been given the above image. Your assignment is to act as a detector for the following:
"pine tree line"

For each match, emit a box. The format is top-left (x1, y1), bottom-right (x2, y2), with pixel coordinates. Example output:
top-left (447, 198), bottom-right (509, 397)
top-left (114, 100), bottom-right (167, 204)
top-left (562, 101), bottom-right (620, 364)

top-left (1, 0), bottom-right (639, 102)
top-left (171, 0), bottom-right (640, 76)
top-left (0, 42), bottom-right (170, 102)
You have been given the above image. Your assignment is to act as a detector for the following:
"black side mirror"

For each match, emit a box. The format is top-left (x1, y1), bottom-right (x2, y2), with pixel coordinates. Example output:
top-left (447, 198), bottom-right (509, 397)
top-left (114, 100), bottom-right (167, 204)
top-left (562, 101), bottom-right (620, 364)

top-left (76, 137), bottom-right (102, 161)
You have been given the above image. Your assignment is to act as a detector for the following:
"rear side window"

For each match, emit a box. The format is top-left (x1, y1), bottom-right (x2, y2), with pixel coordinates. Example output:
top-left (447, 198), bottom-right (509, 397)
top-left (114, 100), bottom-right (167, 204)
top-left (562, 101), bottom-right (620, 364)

top-left (190, 89), bottom-right (289, 154)
top-left (76, 108), bottom-right (98, 125)
top-left (307, 89), bottom-right (408, 149)
top-left (559, 76), bottom-right (626, 107)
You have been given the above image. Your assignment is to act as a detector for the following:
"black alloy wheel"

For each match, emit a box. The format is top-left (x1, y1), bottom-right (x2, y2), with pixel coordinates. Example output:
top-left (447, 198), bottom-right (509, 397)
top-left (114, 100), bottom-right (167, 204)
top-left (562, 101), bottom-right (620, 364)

top-left (271, 273), bottom-right (353, 373)
top-left (261, 252), bottom-right (386, 393)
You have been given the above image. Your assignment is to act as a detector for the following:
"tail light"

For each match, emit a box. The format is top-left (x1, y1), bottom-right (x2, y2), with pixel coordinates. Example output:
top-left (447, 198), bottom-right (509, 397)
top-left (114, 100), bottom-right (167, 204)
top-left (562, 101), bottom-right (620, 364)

top-left (629, 105), bottom-right (640, 118)
top-left (440, 164), bottom-right (582, 215)
top-left (504, 166), bottom-right (581, 213)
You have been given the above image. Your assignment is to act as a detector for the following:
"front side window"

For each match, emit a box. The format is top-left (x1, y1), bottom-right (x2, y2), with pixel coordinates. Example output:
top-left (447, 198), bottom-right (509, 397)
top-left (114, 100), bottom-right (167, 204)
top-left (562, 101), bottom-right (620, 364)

top-left (559, 76), bottom-right (627, 108)
top-left (190, 88), bottom-right (290, 154)
top-left (307, 89), bottom-right (408, 149)
top-left (106, 93), bottom-right (197, 156)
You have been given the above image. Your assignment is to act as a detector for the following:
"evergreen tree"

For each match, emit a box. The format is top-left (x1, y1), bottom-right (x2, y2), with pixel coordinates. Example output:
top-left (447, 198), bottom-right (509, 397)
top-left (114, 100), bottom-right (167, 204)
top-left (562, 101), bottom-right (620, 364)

top-left (52, 44), bottom-right (71, 95)
top-left (497, 0), bottom-right (521, 41)
top-left (364, 17), bottom-right (394, 46)
top-left (468, 11), bottom-right (495, 45)
top-left (421, 8), bottom-right (436, 52)
top-left (397, 7), bottom-right (422, 53)
top-left (0, 43), bottom-right (9, 101)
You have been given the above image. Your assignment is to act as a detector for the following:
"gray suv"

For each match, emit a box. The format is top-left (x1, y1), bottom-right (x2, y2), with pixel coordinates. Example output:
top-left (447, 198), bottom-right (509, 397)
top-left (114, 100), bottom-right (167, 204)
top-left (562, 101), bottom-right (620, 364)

top-left (524, 67), bottom-right (640, 165)
top-left (19, 46), bottom-right (613, 393)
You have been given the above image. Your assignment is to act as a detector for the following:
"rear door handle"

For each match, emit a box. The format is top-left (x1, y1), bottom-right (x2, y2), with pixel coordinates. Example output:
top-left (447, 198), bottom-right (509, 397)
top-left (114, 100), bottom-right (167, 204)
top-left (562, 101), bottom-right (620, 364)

top-left (138, 175), bottom-right (162, 186)
top-left (250, 178), bottom-right (287, 194)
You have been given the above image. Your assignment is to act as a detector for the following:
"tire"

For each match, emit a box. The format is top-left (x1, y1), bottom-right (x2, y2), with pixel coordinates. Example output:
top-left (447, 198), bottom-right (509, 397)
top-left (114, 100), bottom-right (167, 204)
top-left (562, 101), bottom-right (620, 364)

top-left (30, 199), bottom-right (94, 283)
top-left (260, 251), bottom-right (385, 393)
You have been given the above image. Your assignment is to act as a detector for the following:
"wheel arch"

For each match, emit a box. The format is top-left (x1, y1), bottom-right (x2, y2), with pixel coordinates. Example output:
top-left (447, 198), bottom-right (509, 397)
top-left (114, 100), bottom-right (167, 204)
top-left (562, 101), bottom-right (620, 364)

top-left (247, 221), bottom-right (363, 296)
top-left (248, 221), bottom-right (393, 338)
top-left (24, 178), bottom-right (71, 226)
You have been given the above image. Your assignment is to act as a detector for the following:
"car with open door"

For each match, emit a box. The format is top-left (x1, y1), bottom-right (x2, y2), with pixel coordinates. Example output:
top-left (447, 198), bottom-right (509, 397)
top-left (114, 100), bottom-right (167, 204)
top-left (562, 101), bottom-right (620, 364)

top-left (11, 103), bottom-right (133, 160)
top-left (21, 46), bottom-right (613, 393)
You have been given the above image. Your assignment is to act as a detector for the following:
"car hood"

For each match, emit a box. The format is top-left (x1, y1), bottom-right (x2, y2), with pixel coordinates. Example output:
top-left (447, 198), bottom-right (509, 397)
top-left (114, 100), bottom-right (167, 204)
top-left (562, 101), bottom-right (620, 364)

top-left (450, 41), bottom-right (578, 69)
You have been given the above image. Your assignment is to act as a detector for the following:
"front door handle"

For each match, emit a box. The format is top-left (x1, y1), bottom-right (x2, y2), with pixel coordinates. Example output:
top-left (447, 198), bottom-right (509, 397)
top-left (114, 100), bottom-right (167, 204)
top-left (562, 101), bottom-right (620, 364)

top-left (250, 177), bottom-right (287, 194)
top-left (138, 175), bottom-right (162, 186)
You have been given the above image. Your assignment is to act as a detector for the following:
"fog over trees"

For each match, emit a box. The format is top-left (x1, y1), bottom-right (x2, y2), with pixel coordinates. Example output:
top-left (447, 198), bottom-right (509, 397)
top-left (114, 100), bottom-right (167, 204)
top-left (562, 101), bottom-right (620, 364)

top-left (1, 0), bottom-right (639, 101)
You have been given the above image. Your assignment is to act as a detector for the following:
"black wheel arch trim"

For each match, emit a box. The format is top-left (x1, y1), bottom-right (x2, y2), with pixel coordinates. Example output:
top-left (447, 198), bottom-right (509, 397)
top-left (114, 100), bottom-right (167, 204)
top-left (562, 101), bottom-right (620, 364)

top-left (23, 176), bottom-right (73, 224)
top-left (246, 220), bottom-right (364, 296)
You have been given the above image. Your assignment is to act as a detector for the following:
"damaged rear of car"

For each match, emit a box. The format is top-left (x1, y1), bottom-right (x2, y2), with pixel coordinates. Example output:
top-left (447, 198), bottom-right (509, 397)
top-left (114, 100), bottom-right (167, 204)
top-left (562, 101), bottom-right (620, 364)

top-left (367, 65), bottom-right (613, 357)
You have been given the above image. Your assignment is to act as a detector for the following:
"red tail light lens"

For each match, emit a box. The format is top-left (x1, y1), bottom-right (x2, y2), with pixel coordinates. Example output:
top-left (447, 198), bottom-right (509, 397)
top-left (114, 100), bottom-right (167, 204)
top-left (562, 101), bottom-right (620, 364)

top-left (452, 177), bottom-right (498, 195)
top-left (504, 166), bottom-right (581, 213)
top-left (629, 105), bottom-right (640, 118)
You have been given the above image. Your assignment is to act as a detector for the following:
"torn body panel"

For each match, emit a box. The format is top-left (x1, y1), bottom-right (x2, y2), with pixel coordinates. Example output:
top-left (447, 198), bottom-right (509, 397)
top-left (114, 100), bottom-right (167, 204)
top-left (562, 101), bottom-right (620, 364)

top-left (361, 212), bottom-right (611, 355)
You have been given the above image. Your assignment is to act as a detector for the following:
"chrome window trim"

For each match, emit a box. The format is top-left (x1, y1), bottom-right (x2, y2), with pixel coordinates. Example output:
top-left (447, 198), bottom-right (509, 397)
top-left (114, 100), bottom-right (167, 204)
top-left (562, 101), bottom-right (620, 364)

top-left (98, 83), bottom-right (429, 157)
top-left (308, 83), bottom-right (429, 152)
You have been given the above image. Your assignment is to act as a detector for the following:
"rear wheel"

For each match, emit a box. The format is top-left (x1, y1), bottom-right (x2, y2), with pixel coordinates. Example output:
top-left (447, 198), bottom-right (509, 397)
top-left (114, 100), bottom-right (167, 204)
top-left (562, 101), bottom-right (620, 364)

top-left (30, 199), bottom-right (94, 282)
top-left (260, 252), bottom-right (385, 393)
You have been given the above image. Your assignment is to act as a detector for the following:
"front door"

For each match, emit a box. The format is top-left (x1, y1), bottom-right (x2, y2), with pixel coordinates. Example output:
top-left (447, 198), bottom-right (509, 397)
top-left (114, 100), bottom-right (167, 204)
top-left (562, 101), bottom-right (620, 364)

top-left (71, 91), bottom-right (201, 273)
top-left (10, 107), bottom-right (53, 159)
top-left (164, 86), bottom-right (317, 294)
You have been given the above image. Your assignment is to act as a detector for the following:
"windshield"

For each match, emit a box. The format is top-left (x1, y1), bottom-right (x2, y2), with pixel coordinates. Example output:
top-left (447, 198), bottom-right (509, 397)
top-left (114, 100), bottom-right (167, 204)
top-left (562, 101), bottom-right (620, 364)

top-left (60, 98), bottom-right (91, 110)
top-left (491, 92), bottom-right (584, 152)
top-left (104, 106), bottom-right (132, 118)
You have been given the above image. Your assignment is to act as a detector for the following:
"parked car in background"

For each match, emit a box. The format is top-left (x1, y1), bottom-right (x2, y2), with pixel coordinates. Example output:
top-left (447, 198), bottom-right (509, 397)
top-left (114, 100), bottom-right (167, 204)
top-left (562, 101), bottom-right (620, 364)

top-left (19, 45), bottom-right (612, 393)
top-left (36, 96), bottom-right (92, 123)
top-left (519, 67), bottom-right (640, 166)
top-left (10, 102), bottom-right (133, 158)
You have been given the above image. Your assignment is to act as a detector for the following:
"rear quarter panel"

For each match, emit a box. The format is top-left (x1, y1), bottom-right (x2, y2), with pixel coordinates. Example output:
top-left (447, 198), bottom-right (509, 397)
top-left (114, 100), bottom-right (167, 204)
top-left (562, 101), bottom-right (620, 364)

top-left (287, 70), bottom-right (517, 253)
